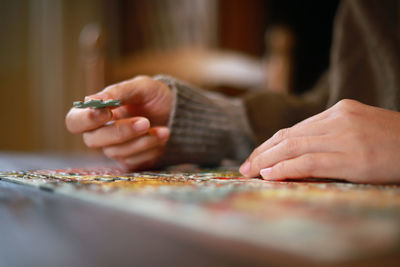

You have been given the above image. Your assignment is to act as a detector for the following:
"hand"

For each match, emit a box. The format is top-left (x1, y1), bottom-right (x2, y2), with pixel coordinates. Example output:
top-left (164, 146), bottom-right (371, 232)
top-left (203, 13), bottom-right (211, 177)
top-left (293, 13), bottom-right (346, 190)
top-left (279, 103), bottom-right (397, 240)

top-left (240, 99), bottom-right (400, 184)
top-left (65, 76), bottom-right (173, 170)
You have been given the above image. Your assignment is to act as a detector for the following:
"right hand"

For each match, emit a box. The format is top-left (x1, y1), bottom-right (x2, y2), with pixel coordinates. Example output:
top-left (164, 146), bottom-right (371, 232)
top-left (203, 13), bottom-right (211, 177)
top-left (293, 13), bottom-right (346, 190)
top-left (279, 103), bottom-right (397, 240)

top-left (65, 76), bottom-right (173, 170)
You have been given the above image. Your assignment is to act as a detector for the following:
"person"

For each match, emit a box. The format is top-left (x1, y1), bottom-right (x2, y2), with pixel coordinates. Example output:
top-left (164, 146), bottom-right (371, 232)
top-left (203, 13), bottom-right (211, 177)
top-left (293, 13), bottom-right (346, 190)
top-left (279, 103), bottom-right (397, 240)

top-left (66, 0), bottom-right (400, 184)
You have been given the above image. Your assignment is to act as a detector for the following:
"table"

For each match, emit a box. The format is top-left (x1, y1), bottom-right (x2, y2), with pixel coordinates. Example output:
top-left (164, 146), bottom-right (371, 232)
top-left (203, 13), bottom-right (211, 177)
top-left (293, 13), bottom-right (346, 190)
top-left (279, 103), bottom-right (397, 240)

top-left (0, 152), bottom-right (399, 267)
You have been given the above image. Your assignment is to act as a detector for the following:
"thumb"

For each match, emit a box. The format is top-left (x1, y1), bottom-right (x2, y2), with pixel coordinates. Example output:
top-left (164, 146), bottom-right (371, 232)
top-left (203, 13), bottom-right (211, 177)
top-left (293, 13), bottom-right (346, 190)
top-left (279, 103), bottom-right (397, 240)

top-left (88, 76), bottom-right (168, 106)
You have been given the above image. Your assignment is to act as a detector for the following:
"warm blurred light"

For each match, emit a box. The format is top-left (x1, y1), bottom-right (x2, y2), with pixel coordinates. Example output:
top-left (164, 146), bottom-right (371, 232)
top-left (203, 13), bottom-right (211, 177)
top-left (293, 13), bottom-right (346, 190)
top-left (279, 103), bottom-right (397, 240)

top-left (1, 0), bottom-right (330, 152)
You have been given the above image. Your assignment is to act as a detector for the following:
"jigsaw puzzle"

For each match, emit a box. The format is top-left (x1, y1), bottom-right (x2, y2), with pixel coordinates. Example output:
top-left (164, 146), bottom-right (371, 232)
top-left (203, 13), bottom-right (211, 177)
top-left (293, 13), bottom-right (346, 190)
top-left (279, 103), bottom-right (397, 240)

top-left (1, 167), bottom-right (400, 262)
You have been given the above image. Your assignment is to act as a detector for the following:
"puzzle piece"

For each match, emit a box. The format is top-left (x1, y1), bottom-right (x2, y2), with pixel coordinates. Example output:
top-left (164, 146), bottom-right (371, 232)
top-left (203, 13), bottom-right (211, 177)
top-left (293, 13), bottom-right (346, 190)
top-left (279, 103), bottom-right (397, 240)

top-left (73, 99), bottom-right (121, 109)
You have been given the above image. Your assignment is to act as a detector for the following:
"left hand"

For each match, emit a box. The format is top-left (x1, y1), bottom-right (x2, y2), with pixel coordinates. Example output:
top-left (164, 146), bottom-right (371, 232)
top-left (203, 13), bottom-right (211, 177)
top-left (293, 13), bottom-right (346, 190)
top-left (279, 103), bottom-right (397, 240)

top-left (239, 99), bottom-right (400, 184)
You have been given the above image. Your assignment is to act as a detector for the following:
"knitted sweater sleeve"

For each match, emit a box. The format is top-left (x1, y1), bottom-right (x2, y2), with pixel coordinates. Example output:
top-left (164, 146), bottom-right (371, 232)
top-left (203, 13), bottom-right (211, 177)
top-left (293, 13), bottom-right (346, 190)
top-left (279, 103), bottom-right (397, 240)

top-left (153, 75), bottom-right (256, 166)
top-left (153, 75), bottom-right (328, 167)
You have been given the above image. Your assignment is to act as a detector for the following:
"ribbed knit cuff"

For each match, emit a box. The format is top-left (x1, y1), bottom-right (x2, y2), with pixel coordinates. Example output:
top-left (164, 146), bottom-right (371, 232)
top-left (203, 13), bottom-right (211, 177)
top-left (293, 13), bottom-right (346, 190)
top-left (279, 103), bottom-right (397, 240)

top-left (154, 75), bottom-right (255, 167)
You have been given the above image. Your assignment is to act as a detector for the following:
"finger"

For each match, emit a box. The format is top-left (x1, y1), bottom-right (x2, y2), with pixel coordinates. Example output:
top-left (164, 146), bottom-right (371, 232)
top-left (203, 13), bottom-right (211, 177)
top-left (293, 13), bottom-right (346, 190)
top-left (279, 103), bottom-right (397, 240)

top-left (110, 105), bottom-right (147, 121)
top-left (110, 106), bottom-right (131, 120)
top-left (148, 126), bottom-right (170, 141)
top-left (244, 119), bottom-right (331, 166)
top-left (83, 117), bottom-right (150, 148)
top-left (118, 147), bottom-right (164, 171)
top-left (260, 152), bottom-right (345, 180)
top-left (65, 108), bottom-right (112, 134)
top-left (246, 135), bottom-right (333, 177)
top-left (103, 127), bottom-right (170, 159)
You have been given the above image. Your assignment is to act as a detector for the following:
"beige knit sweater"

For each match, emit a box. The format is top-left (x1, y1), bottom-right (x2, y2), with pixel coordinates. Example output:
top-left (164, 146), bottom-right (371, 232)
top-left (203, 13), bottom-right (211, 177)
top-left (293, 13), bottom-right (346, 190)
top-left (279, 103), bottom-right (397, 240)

top-left (155, 0), bottom-right (400, 167)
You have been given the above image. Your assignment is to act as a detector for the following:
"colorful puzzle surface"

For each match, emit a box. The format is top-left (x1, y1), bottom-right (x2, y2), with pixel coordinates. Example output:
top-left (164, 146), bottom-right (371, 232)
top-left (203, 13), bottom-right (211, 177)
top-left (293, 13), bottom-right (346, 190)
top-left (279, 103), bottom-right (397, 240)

top-left (1, 167), bottom-right (400, 262)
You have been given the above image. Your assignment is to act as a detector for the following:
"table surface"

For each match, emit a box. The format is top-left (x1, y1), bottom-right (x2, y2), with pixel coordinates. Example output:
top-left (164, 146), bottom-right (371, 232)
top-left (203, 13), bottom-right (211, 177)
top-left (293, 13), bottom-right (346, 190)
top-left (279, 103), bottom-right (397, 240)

top-left (1, 152), bottom-right (400, 267)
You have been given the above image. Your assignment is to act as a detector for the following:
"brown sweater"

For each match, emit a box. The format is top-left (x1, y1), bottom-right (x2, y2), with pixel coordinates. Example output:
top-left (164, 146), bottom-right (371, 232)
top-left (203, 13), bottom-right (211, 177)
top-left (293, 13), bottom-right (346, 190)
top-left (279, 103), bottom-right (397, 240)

top-left (155, 0), bottom-right (400, 166)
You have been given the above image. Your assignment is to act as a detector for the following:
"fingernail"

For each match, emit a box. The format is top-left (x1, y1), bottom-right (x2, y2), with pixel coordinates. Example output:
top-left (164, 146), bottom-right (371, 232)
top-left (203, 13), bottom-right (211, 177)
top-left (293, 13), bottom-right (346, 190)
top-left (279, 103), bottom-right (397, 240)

top-left (260, 168), bottom-right (272, 179)
top-left (239, 161), bottom-right (250, 175)
top-left (133, 119), bottom-right (150, 132)
top-left (156, 128), bottom-right (170, 141)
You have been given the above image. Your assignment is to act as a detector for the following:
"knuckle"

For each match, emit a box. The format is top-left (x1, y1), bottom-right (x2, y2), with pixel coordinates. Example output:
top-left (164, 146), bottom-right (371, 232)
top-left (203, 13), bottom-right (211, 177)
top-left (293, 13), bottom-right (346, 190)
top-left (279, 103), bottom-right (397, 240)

top-left (103, 84), bottom-right (114, 92)
top-left (134, 75), bottom-right (151, 81)
top-left (248, 149), bottom-right (260, 162)
top-left (103, 80), bottom-right (128, 94)
top-left (114, 125), bottom-right (124, 141)
top-left (86, 109), bottom-right (100, 123)
top-left (82, 133), bottom-right (96, 148)
top-left (250, 141), bottom-right (267, 160)
top-left (251, 156), bottom-right (263, 172)
top-left (334, 99), bottom-right (363, 116)
top-left (282, 138), bottom-right (301, 157)
top-left (115, 123), bottom-right (134, 142)
top-left (335, 99), bottom-right (358, 109)
top-left (274, 128), bottom-right (290, 141)
top-left (132, 75), bottom-right (152, 85)
top-left (252, 147), bottom-right (262, 157)
top-left (302, 154), bottom-right (320, 176)
top-left (273, 161), bottom-right (285, 177)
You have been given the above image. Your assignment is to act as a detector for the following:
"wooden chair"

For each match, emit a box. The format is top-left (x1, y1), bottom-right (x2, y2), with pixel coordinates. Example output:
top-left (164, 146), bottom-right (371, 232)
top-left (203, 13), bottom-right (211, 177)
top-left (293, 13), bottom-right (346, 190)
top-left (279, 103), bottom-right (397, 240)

top-left (79, 23), bottom-right (294, 97)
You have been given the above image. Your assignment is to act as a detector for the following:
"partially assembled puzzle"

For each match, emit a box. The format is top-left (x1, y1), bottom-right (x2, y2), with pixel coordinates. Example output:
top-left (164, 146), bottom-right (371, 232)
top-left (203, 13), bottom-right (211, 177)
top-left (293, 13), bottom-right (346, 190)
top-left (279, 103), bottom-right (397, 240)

top-left (1, 167), bottom-right (400, 262)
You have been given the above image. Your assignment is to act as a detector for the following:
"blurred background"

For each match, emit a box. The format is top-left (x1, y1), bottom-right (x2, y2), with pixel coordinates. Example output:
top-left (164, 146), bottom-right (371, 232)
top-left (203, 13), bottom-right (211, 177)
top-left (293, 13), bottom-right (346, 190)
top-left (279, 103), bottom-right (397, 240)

top-left (0, 0), bottom-right (339, 153)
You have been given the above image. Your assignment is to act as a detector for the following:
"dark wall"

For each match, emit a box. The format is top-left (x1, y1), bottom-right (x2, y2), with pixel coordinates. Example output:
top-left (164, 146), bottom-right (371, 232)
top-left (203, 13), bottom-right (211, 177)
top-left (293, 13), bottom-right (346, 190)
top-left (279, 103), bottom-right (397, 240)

top-left (219, 0), bottom-right (340, 93)
top-left (267, 0), bottom-right (340, 93)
